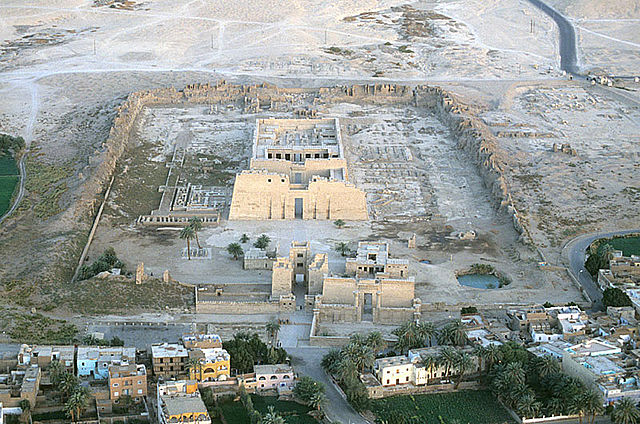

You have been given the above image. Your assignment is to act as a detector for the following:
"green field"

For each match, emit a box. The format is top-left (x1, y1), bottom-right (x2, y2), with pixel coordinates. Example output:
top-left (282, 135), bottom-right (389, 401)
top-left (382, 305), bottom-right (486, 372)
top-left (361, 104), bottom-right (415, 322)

top-left (597, 235), bottom-right (640, 257)
top-left (215, 396), bottom-right (318, 424)
top-left (370, 390), bottom-right (515, 424)
top-left (251, 395), bottom-right (318, 424)
top-left (0, 151), bottom-right (20, 216)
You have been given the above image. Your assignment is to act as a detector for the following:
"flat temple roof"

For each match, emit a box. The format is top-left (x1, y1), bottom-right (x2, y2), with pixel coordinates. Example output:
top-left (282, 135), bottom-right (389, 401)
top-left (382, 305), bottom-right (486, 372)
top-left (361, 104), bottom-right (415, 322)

top-left (253, 118), bottom-right (343, 160)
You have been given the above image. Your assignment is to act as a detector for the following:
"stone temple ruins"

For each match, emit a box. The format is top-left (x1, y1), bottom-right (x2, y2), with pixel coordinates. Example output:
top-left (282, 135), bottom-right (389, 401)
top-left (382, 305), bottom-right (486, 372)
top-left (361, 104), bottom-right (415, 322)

top-left (196, 240), bottom-right (420, 325)
top-left (229, 118), bottom-right (368, 220)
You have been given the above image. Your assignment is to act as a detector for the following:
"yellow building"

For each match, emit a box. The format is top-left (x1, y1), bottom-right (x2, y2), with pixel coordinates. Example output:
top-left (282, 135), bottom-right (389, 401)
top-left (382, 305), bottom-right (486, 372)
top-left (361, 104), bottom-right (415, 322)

top-left (157, 380), bottom-right (210, 424)
top-left (188, 348), bottom-right (230, 382)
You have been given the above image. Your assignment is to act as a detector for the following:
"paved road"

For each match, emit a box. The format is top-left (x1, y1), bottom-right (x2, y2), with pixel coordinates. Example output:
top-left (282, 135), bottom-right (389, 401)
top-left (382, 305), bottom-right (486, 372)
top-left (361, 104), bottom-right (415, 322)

top-left (564, 229), bottom-right (640, 312)
top-left (527, 0), bottom-right (579, 74)
top-left (288, 346), bottom-right (370, 424)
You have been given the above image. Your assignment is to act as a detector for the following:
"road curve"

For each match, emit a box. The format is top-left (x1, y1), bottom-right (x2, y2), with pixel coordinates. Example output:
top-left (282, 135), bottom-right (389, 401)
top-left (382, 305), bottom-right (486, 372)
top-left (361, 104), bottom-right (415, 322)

top-left (564, 229), bottom-right (640, 311)
top-left (527, 0), bottom-right (579, 74)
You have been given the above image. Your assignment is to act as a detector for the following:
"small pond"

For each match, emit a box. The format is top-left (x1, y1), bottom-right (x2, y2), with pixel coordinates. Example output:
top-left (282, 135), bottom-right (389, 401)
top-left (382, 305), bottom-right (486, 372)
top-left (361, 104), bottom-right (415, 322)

top-left (457, 274), bottom-right (500, 289)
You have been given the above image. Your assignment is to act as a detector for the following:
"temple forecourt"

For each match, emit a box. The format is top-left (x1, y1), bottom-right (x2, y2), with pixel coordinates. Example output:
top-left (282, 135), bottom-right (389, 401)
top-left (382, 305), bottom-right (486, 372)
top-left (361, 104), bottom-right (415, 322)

top-left (229, 118), bottom-right (368, 220)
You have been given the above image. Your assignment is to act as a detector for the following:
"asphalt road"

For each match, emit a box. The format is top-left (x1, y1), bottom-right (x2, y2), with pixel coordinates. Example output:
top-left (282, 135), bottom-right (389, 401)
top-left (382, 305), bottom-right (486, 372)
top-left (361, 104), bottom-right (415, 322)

top-left (527, 0), bottom-right (579, 74)
top-left (288, 346), bottom-right (370, 424)
top-left (564, 230), bottom-right (640, 312)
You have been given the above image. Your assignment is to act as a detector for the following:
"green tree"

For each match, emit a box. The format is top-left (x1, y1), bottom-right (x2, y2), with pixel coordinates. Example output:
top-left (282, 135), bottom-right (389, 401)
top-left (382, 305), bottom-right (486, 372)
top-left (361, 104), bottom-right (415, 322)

top-left (18, 399), bottom-right (30, 424)
top-left (335, 242), bottom-right (351, 257)
top-left (65, 386), bottom-right (89, 422)
top-left (611, 397), bottom-right (640, 424)
top-left (223, 332), bottom-right (288, 374)
top-left (603, 287), bottom-right (633, 308)
top-left (321, 349), bottom-right (342, 375)
top-left (439, 346), bottom-right (458, 378)
top-left (365, 331), bottom-right (387, 353)
top-left (60, 372), bottom-right (79, 401)
top-left (483, 344), bottom-right (502, 373)
top-left (240, 233), bottom-right (249, 243)
top-left (293, 376), bottom-right (325, 404)
top-left (262, 406), bottom-right (286, 424)
top-left (308, 391), bottom-right (327, 411)
top-left (333, 219), bottom-right (345, 228)
top-left (453, 351), bottom-right (473, 389)
top-left (516, 393), bottom-right (542, 419)
top-left (189, 217), bottom-right (203, 249)
top-left (536, 355), bottom-right (560, 378)
top-left (581, 390), bottom-right (604, 424)
top-left (344, 342), bottom-right (374, 373)
top-left (180, 225), bottom-right (196, 260)
top-left (49, 359), bottom-right (63, 388)
top-left (265, 318), bottom-right (280, 344)
top-left (186, 357), bottom-right (203, 381)
top-left (227, 242), bottom-right (243, 260)
top-left (254, 234), bottom-right (271, 249)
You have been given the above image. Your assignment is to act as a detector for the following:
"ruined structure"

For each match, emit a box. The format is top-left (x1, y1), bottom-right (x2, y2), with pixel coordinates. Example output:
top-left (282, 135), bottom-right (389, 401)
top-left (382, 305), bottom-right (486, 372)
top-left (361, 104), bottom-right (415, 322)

top-left (229, 118), bottom-right (368, 221)
top-left (313, 242), bottom-right (420, 324)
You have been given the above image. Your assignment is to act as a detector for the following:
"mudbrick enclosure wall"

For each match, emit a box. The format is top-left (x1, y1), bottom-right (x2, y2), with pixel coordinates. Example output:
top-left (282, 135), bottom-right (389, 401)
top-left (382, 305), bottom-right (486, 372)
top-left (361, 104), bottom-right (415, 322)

top-left (74, 81), bottom-right (531, 284)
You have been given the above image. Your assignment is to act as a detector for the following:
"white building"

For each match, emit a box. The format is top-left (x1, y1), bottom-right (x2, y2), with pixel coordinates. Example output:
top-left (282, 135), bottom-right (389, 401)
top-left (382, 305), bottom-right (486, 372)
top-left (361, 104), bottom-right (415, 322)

top-left (374, 356), bottom-right (413, 387)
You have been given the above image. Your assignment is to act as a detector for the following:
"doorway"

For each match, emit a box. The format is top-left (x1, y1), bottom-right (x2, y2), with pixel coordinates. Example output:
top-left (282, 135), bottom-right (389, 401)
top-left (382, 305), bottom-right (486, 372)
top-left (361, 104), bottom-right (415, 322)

top-left (294, 198), bottom-right (303, 219)
top-left (362, 293), bottom-right (373, 321)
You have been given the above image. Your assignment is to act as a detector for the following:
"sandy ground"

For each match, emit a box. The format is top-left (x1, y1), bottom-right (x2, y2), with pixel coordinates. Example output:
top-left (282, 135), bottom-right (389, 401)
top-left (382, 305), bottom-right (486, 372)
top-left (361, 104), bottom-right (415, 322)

top-left (0, 0), bottom-right (636, 334)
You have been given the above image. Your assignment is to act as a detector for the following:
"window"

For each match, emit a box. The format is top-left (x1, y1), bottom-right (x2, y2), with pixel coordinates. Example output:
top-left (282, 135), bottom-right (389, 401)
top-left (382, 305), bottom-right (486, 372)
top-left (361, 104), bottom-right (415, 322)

top-left (267, 178), bottom-right (272, 183)
top-left (406, 376), bottom-right (409, 382)
top-left (113, 383), bottom-right (119, 387)
top-left (270, 375), bottom-right (278, 380)
top-left (114, 391), bottom-right (119, 397)
top-left (386, 380), bottom-right (389, 385)
top-left (297, 253), bottom-right (303, 258)
top-left (281, 179), bottom-right (285, 183)
top-left (138, 380), bottom-right (142, 385)
top-left (138, 389), bottom-right (143, 394)
top-left (283, 375), bottom-right (290, 379)
top-left (259, 376), bottom-right (266, 380)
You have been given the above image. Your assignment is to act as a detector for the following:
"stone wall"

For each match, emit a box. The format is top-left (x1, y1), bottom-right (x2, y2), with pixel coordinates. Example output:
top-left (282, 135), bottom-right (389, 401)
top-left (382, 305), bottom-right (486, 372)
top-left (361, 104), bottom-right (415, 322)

top-left (228, 171), bottom-right (368, 221)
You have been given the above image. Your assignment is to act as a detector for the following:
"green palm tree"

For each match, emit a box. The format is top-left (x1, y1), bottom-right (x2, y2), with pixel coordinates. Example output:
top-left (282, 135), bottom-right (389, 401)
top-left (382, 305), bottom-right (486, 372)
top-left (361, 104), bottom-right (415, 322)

top-left (472, 345), bottom-right (486, 374)
top-left (65, 386), bottom-right (89, 422)
top-left (335, 242), bottom-right (351, 257)
top-left (484, 344), bottom-right (502, 373)
top-left (49, 359), bottom-right (63, 388)
top-left (186, 357), bottom-right (203, 381)
top-left (349, 333), bottom-right (366, 347)
top-left (18, 399), bottom-right (31, 423)
top-left (262, 406), bottom-right (286, 424)
top-left (266, 318), bottom-right (280, 344)
top-left (60, 372), bottom-right (79, 401)
top-left (227, 242), bottom-right (243, 260)
top-left (416, 322), bottom-right (436, 347)
top-left (453, 351), bottom-right (473, 389)
top-left (308, 391), bottom-right (327, 411)
top-left (333, 219), bottom-right (345, 228)
top-left (546, 397), bottom-right (565, 416)
top-left (420, 354), bottom-right (439, 380)
top-left (365, 331), bottom-right (387, 354)
top-left (439, 346), bottom-right (458, 378)
top-left (189, 217), bottom-right (203, 249)
top-left (321, 349), bottom-right (343, 375)
top-left (345, 343), bottom-right (374, 373)
top-left (254, 234), bottom-right (271, 249)
top-left (581, 390), bottom-right (604, 424)
top-left (446, 320), bottom-right (467, 346)
top-left (612, 397), bottom-right (640, 424)
top-left (504, 362), bottom-right (526, 386)
top-left (240, 233), bottom-right (249, 243)
top-left (336, 358), bottom-right (359, 385)
top-left (516, 393), bottom-right (541, 419)
top-left (180, 225), bottom-right (196, 260)
top-left (537, 355), bottom-right (560, 378)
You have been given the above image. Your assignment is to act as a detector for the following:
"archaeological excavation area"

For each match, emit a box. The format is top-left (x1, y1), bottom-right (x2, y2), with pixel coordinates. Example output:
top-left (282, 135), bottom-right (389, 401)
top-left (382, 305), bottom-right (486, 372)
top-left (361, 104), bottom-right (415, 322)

top-left (78, 81), bottom-right (588, 328)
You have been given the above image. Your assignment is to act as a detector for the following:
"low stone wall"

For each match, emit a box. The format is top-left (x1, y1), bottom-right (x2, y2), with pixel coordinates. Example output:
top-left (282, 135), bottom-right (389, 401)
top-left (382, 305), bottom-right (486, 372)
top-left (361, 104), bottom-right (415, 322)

top-left (367, 381), bottom-right (481, 399)
top-left (196, 300), bottom-right (282, 314)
